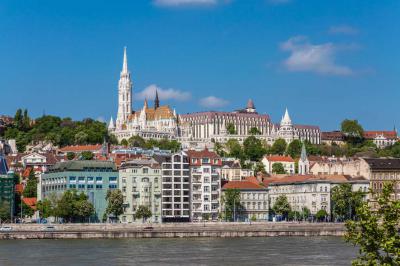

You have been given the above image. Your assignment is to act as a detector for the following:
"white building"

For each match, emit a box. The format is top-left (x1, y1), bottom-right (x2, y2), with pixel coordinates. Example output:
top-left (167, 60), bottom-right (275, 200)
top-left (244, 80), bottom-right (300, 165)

top-left (221, 160), bottom-right (254, 181)
top-left (159, 151), bottom-right (191, 222)
top-left (262, 155), bottom-right (295, 174)
top-left (108, 48), bottom-right (178, 142)
top-left (187, 149), bottom-right (222, 221)
top-left (222, 180), bottom-right (269, 221)
top-left (298, 143), bottom-right (310, 175)
top-left (179, 103), bottom-right (321, 147)
top-left (119, 158), bottom-right (162, 223)
top-left (268, 174), bottom-right (369, 215)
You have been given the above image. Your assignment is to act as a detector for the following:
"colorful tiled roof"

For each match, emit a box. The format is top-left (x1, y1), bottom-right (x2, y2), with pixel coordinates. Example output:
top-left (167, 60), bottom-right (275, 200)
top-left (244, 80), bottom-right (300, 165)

top-left (363, 130), bottom-right (398, 139)
top-left (222, 181), bottom-right (266, 190)
top-left (265, 155), bottom-right (294, 162)
top-left (22, 197), bottom-right (37, 210)
top-left (59, 144), bottom-right (102, 153)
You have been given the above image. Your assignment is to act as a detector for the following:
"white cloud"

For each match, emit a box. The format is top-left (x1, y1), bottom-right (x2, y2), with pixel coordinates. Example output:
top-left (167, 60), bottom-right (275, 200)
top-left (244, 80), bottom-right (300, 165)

top-left (199, 96), bottom-right (229, 109)
top-left (329, 25), bottom-right (358, 35)
top-left (153, 0), bottom-right (218, 7)
top-left (280, 36), bottom-right (353, 76)
top-left (136, 84), bottom-right (191, 102)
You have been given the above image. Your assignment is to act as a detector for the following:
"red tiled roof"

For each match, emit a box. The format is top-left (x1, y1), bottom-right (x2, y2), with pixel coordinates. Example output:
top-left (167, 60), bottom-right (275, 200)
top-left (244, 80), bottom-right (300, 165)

top-left (59, 144), bottom-right (102, 153)
top-left (22, 167), bottom-right (32, 178)
top-left (294, 124), bottom-right (320, 130)
top-left (265, 155), bottom-right (294, 162)
top-left (266, 174), bottom-right (365, 186)
top-left (363, 131), bottom-right (398, 139)
top-left (22, 197), bottom-right (37, 210)
top-left (15, 184), bottom-right (24, 194)
top-left (187, 149), bottom-right (221, 166)
top-left (222, 181), bottom-right (265, 190)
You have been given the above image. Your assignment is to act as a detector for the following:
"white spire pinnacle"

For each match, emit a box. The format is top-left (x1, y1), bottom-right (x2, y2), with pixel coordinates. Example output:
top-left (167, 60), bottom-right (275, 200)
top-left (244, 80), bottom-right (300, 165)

top-left (108, 117), bottom-right (115, 130)
top-left (122, 46), bottom-right (128, 74)
top-left (281, 108), bottom-right (292, 126)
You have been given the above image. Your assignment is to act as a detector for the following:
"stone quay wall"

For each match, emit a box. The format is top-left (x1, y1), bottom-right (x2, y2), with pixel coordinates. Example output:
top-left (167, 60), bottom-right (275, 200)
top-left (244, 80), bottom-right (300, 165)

top-left (0, 222), bottom-right (347, 240)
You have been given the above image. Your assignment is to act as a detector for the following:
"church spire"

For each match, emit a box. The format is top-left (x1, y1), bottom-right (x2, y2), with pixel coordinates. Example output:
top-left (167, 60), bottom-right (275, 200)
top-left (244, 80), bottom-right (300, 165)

top-left (122, 46), bottom-right (128, 74)
top-left (281, 108), bottom-right (292, 126)
top-left (154, 89), bottom-right (160, 109)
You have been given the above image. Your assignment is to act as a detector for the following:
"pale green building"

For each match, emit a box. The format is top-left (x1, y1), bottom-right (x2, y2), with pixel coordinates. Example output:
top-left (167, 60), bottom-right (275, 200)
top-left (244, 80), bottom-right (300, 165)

top-left (119, 158), bottom-right (162, 223)
top-left (40, 160), bottom-right (118, 221)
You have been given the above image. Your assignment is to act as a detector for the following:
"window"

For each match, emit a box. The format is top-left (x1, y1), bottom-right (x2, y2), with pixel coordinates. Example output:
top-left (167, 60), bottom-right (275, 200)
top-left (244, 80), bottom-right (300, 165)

top-left (109, 176), bottom-right (117, 182)
top-left (96, 184), bottom-right (103, 189)
top-left (87, 184), bottom-right (94, 190)
top-left (87, 176), bottom-right (94, 182)
top-left (96, 177), bottom-right (103, 182)
top-left (122, 178), bottom-right (126, 183)
top-left (109, 184), bottom-right (117, 189)
top-left (69, 176), bottom-right (76, 181)
top-left (78, 184), bottom-right (85, 189)
top-left (202, 158), bottom-right (210, 164)
top-left (204, 186), bottom-right (210, 192)
top-left (143, 168), bottom-right (148, 174)
top-left (69, 184), bottom-right (76, 189)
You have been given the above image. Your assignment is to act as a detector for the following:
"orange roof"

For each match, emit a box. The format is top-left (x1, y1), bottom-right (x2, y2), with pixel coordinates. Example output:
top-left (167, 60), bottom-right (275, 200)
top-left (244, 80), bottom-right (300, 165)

top-left (15, 184), bottom-right (24, 194)
top-left (265, 155), bottom-right (294, 162)
top-left (129, 105), bottom-right (175, 121)
top-left (363, 131), bottom-right (398, 139)
top-left (22, 167), bottom-right (32, 178)
top-left (222, 181), bottom-right (266, 190)
top-left (59, 144), bottom-right (102, 153)
top-left (187, 149), bottom-right (221, 166)
top-left (22, 197), bottom-right (37, 210)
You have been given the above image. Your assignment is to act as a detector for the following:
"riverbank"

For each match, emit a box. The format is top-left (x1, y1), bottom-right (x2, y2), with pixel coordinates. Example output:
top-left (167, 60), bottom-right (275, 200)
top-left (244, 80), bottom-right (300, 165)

top-left (0, 222), bottom-right (346, 239)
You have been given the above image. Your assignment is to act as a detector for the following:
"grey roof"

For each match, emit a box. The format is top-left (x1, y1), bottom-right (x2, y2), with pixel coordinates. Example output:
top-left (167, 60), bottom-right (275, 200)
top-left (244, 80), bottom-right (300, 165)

top-left (49, 160), bottom-right (117, 172)
top-left (364, 158), bottom-right (400, 170)
top-left (120, 158), bottom-right (160, 169)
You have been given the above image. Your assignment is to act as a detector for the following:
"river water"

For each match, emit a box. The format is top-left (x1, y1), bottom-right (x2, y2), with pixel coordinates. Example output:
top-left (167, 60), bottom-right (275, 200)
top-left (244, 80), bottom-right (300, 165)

top-left (0, 237), bottom-right (357, 265)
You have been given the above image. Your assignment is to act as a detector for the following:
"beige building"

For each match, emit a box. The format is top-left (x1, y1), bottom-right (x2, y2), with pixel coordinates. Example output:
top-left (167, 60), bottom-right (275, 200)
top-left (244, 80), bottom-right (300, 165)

top-left (222, 180), bottom-right (269, 221)
top-left (119, 158), bottom-right (162, 223)
top-left (262, 155), bottom-right (295, 175)
top-left (221, 160), bottom-right (254, 181)
top-left (309, 157), bottom-right (370, 178)
top-left (268, 175), bottom-right (369, 215)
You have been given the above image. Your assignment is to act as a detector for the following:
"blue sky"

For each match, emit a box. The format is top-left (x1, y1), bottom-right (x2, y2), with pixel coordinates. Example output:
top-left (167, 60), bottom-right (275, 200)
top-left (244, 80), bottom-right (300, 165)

top-left (0, 0), bottom-right (399, 131)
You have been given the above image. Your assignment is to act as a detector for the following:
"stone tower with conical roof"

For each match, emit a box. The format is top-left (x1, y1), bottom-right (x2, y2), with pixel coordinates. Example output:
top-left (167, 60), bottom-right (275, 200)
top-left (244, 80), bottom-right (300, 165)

top-left (116, 47), bottom-right (133, 130)
top-left (298, 142), bottom-right (310, 175)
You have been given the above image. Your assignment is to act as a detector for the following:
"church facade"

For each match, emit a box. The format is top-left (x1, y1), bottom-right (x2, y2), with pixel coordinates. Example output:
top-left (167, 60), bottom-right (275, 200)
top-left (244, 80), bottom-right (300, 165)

top-left (109, 48), bottom-right (321, 146)
top-left (108, 48), bottom-right (178, 141)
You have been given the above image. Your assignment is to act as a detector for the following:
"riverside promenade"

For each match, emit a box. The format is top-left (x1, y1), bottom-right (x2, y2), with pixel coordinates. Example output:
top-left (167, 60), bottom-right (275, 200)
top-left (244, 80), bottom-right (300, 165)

top-left (0, 222), bottom-right (346, 239)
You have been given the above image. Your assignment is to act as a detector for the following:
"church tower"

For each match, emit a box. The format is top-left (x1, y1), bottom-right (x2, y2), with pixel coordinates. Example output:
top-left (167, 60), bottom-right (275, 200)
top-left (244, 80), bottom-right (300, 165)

top-left (298, 142), bottom-right (310, 175)
top-left (154, 89), bottom-right (160, 109)
top-left (278, 108), bottom-right (295, 143)
top-left (116, 47), bottom-right (133, 129)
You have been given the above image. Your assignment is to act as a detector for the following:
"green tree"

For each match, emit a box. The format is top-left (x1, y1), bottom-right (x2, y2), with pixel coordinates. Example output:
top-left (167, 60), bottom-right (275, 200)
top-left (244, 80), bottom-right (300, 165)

top-left (54, 190), bottom-right (94, 223)
top-left (331, 184), bottom-right (364, 221)
top-left (222, 188), bottom-right (242, 221)
top-left (75, 200), bottom-right (95, 222)
top-left (226, 139), bottom-right (244, 160)
top-left (105, 189), bottom-right (124, 220)
top-left (272, 163), bottom-right (286, 174)
top-left (80, 151), bottom-right (94, 160)
top-left (270, 138), bottom-right (287, 155)
top-left (249, 127), bottom-right (261, 135)
top-left (36, 199), bottom-right (53, 219)
top-left (345, 182), bottom-right (400, 265)
top-left (272, 195), bottom-right (291, 218)
top-left (0, 201), bottom-right (11, 222)
top-left (286, 140), bottom-right (302, 158)
top-left (253, 162), bottom-right (266, 175)
top-left (243, 136), bottom-right (266, 161)
top-left (23, 170), bottom-right (37, 198)
top-left (120, 139), bottom-right (128, 147)
top-left (22, 201), bottom-right (34, 217)
top-left (341, 119), bottom-right (364, 145)
top-left (315, 209), bottom-right (328, 222)
top-left (135, 205), bottom-right (152, 223)
top-left (128, 135), bottom-right (146, 148)
top-left (74, 131), bottom-right (89, 144)
top-left (214, 142), bottom-right (226, 157)
top-left (67, 152), bottom-right (75, 160)
top-left (301, 207), bottom-right (311, 220)
top-left (226, 123), bottom-right (236, 135)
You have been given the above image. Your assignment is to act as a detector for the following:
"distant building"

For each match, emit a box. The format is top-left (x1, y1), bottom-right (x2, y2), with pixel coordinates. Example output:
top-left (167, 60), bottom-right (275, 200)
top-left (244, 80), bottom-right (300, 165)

top-left (222, 180), bottom-right (269, 221)
top-left (322, 130), bottom-right (398, 148)
top-left (108, 48), bottom-right (178, 142)
top-left (363, 158), bottom-right (400, 207)
top-left (160, 151), bottom-right (191, 222)
top-left (221, 159), bottom-right (254, 181)
top-left (262, 155), bottom-right (295, 174)
top-left (179, 104), bottom-right (320, 146)
top-left (0, 154), bottom-right (14, 221)
top-left (187, 149), bottom-right (222, 221)
top-left (309, 157), bottom-right (370, 178)
top-left (268, 174), bottom-right (369, 215)
top-left (40, 160), bottom-right (118, 221)
top-left (119, 158), bottom-right (162, 223)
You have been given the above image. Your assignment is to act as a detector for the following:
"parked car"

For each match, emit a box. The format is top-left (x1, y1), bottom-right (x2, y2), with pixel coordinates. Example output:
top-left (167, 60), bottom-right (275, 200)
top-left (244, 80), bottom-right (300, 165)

top-left (42, 225), bottom-right (56, 231)
top-left (0, 226), bottom-right (13, 232)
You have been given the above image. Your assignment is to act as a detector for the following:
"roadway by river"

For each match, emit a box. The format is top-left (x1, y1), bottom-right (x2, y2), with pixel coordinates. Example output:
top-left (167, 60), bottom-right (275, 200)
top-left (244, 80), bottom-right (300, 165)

top-left (0, 237), bottom-right (357, 265)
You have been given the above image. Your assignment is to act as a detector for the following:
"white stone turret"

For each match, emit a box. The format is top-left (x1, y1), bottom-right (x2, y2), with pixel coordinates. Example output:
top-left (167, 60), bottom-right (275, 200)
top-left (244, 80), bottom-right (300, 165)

top-left (108, 117), bottom-right (115, 131)
top-left (281, 108), bottom-right (292, 127)
top-left (116, 47), bottom-right (133, 129)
